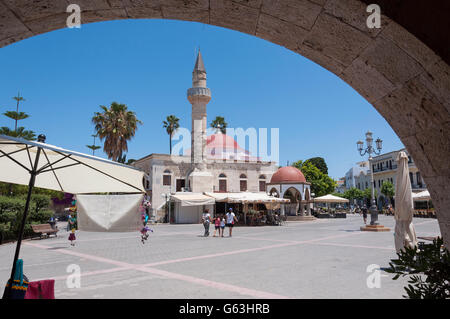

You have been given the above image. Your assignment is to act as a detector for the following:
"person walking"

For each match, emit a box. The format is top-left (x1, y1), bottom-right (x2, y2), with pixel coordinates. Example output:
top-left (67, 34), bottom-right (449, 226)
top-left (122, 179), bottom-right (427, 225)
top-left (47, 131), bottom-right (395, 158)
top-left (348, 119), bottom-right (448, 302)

top-left (66, 214), bottom-right (72, 231)
top-left (213, 215), bottom-right (221, 237)
top-left (355, 205), bottom-right (361, 216)
top-left (202, 209), bottom-right (211, 237)
top-left (220, 214), bottom-right (226, 237)
top-left (226, 208), bottom-right (237, 237)
top-left (362, 205), bottom-right (368, 224)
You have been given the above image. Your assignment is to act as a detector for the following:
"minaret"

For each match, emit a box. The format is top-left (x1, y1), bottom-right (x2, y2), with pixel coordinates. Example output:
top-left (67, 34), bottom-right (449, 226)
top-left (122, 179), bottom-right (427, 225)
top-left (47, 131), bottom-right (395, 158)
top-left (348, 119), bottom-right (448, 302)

top-left (186, 50), bottom-right (213, 192)
top-left (187, 50), bottom-right (211, 170)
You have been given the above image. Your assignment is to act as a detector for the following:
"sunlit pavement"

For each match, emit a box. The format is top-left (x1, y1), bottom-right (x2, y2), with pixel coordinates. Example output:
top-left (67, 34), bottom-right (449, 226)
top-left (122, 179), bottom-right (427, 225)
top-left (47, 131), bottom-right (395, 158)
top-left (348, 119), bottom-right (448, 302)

top-left (0, 215), bottom-right (440, 299)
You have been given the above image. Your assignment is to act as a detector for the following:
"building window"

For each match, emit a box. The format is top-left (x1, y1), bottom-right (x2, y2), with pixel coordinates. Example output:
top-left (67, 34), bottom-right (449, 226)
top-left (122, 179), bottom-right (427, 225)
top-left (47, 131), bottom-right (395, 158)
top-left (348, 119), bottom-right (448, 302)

top-left (259, 181), bottom-right (266, 192)
top-left (163, 169), bottom-right (171, 186)
top-left (219, 173), bottom-right (227, 192)
top-left (240, 180), bottom-right (247, 192)
top-left (163, 175), bottom-right (171, 186)
top-left (240, 174), bottom-right (247, 179)
top-left (176, 179), bottom-right (185, 192)
top-left (409, 172), bottom-right (414, 186)
top-left (416, 172), bottom-right (422, 187)
top-left (219, 179), bottom-right (227, 192)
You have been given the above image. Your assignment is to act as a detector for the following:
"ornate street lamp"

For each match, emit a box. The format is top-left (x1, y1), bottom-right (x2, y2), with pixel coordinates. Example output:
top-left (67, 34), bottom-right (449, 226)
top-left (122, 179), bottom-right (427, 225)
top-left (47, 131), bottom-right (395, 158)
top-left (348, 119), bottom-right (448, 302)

top-left (357, 131), bottom-right (383, 225)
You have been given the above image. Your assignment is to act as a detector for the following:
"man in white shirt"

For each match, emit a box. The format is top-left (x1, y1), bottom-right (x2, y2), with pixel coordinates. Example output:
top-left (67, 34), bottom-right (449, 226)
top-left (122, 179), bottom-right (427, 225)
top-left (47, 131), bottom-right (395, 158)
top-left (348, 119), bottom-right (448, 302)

top-left (225, 208), bottom-right (237, 237)
top-left (202, 209), bottom-right (211, 237)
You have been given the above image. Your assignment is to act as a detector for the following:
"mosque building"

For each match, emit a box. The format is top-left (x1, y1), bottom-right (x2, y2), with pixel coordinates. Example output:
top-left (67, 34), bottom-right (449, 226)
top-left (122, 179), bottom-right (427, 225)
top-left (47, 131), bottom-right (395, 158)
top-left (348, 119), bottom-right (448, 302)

top-left (133, 51), bottom-right (311, 223)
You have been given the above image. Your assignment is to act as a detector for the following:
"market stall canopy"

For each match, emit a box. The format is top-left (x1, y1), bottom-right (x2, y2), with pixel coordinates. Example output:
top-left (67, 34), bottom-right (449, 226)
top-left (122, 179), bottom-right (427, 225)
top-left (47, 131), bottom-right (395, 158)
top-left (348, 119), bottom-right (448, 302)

top-left (0, 134), bottom-right (145, 193)
top-left (412, 190), bottom-right (431, 201)
top-left (172, 193), bottom-right (216, 206)
top-left (204, 192), bottom-right (290, 204)
top-left (314, 194), bottom-right (349, 203)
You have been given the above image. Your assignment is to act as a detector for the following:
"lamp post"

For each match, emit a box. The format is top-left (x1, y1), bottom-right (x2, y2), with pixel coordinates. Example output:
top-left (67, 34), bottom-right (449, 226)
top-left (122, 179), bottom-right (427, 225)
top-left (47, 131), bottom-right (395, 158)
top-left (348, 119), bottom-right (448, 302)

top-left (357, 131), bottom-right (383, 225)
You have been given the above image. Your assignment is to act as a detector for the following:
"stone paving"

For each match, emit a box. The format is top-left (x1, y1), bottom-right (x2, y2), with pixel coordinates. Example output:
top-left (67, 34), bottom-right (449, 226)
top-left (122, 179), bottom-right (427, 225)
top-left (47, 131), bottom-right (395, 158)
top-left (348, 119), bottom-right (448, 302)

top-left (0, 215), bottom-right (441, 299)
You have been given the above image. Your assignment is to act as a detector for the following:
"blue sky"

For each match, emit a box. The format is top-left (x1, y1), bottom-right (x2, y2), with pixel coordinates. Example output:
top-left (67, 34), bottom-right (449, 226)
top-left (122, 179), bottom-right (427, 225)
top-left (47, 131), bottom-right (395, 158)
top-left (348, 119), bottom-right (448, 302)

top-left (0, 19), bottom-right (404, 179)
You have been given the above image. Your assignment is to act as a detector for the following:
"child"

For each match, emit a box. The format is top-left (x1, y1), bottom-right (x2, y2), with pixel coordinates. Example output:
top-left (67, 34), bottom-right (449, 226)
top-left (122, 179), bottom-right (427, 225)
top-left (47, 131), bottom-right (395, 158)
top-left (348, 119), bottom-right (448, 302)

top-left (220, 214), bottom-right (226, 237)
top-left (213, 216), bottom-right (221, 237)
top-left (68, 228), bottom-right (76, 246)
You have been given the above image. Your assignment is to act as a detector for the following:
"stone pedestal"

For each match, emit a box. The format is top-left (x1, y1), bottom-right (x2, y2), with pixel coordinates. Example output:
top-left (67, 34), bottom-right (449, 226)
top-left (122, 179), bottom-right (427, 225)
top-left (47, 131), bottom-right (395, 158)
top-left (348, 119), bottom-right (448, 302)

top-left (360, 224), bottom-right (391, 232)
top-left (189, 170), bottom-right (213, 193)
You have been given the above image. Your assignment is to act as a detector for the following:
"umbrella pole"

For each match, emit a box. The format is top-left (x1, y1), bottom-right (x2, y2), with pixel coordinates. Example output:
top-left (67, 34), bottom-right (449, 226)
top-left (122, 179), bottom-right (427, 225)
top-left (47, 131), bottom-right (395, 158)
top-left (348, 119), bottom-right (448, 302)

top-left (5, 143), bottom-right (43, 299)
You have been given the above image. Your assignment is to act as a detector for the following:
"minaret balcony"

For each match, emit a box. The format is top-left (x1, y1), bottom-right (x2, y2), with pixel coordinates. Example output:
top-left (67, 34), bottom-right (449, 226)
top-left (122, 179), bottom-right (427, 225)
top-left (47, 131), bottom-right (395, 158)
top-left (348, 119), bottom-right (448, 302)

top-left (187, 87), bottom-right (211, 98)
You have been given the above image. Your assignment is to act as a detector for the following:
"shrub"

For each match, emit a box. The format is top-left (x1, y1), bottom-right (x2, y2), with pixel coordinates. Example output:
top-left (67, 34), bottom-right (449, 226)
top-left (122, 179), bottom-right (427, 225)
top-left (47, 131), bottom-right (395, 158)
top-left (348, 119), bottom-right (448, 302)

top-left (0, 194), bottom-right (54, 242)
top-left (385, 237), bottom-right (450, 299)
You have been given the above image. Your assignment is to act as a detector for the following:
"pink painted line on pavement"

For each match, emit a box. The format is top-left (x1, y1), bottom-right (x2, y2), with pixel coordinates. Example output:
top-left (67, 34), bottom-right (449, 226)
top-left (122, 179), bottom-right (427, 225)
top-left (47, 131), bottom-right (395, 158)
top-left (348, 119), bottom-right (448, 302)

top-left (144, 241), bottom-right (298, 267)
top-left (136, 266), bottom-right (289, 299)
top-left (23, 241), bottom-right (289, 299)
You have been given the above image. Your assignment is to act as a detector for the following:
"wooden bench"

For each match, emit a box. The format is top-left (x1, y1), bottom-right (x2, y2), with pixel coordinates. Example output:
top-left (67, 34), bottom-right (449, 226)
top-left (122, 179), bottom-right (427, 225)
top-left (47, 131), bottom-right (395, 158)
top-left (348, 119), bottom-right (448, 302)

top-left (31, 224), bottom-right (58, 239)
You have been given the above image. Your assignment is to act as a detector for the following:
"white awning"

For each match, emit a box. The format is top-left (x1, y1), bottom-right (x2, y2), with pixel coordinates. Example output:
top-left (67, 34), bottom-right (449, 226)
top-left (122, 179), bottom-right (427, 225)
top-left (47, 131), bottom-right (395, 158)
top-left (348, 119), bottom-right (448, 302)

top-left (314, 194), bottom-right (349, 203)
top-left (0, 134), bottom-right (145, 193)
top-left (171, 193), bottom-right (216, 206)
top-left (412, 190), bottom-right (431, 201)
top-left (204, 192), bottom-right (289, 204)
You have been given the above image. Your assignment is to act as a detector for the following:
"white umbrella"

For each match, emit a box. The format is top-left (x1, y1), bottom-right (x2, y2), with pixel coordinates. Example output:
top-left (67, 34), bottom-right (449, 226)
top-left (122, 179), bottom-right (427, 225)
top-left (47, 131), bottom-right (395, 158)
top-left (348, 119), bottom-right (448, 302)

top-left (0, 134), bottom-right (145, 298)
top-left (394, 151), bottom-right (418, 252)
top-left (314, 194), bottom-right (349, 203)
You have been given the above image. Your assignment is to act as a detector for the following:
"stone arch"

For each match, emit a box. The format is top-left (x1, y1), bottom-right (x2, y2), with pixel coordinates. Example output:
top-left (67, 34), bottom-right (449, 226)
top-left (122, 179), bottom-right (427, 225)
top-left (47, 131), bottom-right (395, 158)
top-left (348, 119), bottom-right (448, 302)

top-left (283, 187), bottom-right (301, 216)
top-left (0, 0), bottom-right (448, 244)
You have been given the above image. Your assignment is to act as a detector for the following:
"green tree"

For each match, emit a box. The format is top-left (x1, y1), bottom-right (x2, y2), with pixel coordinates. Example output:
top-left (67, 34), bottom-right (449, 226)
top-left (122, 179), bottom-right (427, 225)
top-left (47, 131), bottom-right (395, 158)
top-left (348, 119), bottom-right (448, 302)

top-left (92, 102), bottom-right (142, 162)
top-left (210, 116), bottom-right (227, 134)
top-left (381, 181), bottom-right (395, 206)
top-left (1, 92), bottom-right (35, 140)
top-left (86, 134), bottom-right (101, 155)
top-left (343, 187), bottom-right (364, 202)
top-left (11, 92), bottom-right (26, 131)
top-left (297, 161), bottom-right (336, 197)
top-left (304, 157), bottom-right (328, 175)
top-left (162, 115), bottom-right (180, 155)
top-left (0, 127), bottom-right (35, 140)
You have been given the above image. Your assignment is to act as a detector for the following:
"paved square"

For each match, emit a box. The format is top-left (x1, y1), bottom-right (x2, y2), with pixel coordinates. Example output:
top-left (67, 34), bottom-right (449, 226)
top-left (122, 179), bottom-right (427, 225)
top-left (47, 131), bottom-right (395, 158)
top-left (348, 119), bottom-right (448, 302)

top-left (0, 215), bottom-right (440, 299)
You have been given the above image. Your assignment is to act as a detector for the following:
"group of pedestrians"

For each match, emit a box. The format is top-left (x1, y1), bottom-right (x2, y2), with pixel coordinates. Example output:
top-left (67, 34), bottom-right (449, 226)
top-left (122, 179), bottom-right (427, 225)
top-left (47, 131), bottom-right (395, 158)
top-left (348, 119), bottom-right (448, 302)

top-left (201, 208), bottom-right (238, 237)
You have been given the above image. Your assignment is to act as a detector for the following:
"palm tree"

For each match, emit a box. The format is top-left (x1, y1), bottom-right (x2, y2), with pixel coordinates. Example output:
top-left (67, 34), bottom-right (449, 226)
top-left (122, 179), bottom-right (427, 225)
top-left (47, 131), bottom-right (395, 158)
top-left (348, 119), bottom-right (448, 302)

top-left (92, 102), bottom-right (142, 162)
top-left (162, 115), bottom-right (180, 155)
top-left (210, 116), bottom-right (227, 134)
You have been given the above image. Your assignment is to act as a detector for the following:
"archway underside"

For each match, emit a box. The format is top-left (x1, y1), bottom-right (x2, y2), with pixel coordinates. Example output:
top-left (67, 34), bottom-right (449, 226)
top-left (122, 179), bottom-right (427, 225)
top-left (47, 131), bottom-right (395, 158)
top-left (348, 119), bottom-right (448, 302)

top-left (0, 0), bottom-right (449, 244)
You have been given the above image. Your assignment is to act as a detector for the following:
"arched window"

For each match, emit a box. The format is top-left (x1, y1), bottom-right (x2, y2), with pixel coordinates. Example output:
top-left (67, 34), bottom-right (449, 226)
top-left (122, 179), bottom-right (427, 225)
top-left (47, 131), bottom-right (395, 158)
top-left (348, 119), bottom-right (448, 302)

top-left (219, 173), bottom-right (227, 178)
top-left (240, 174), bottom-right (247, 179)
top-left (259, 174), bottom-right (266, 179)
